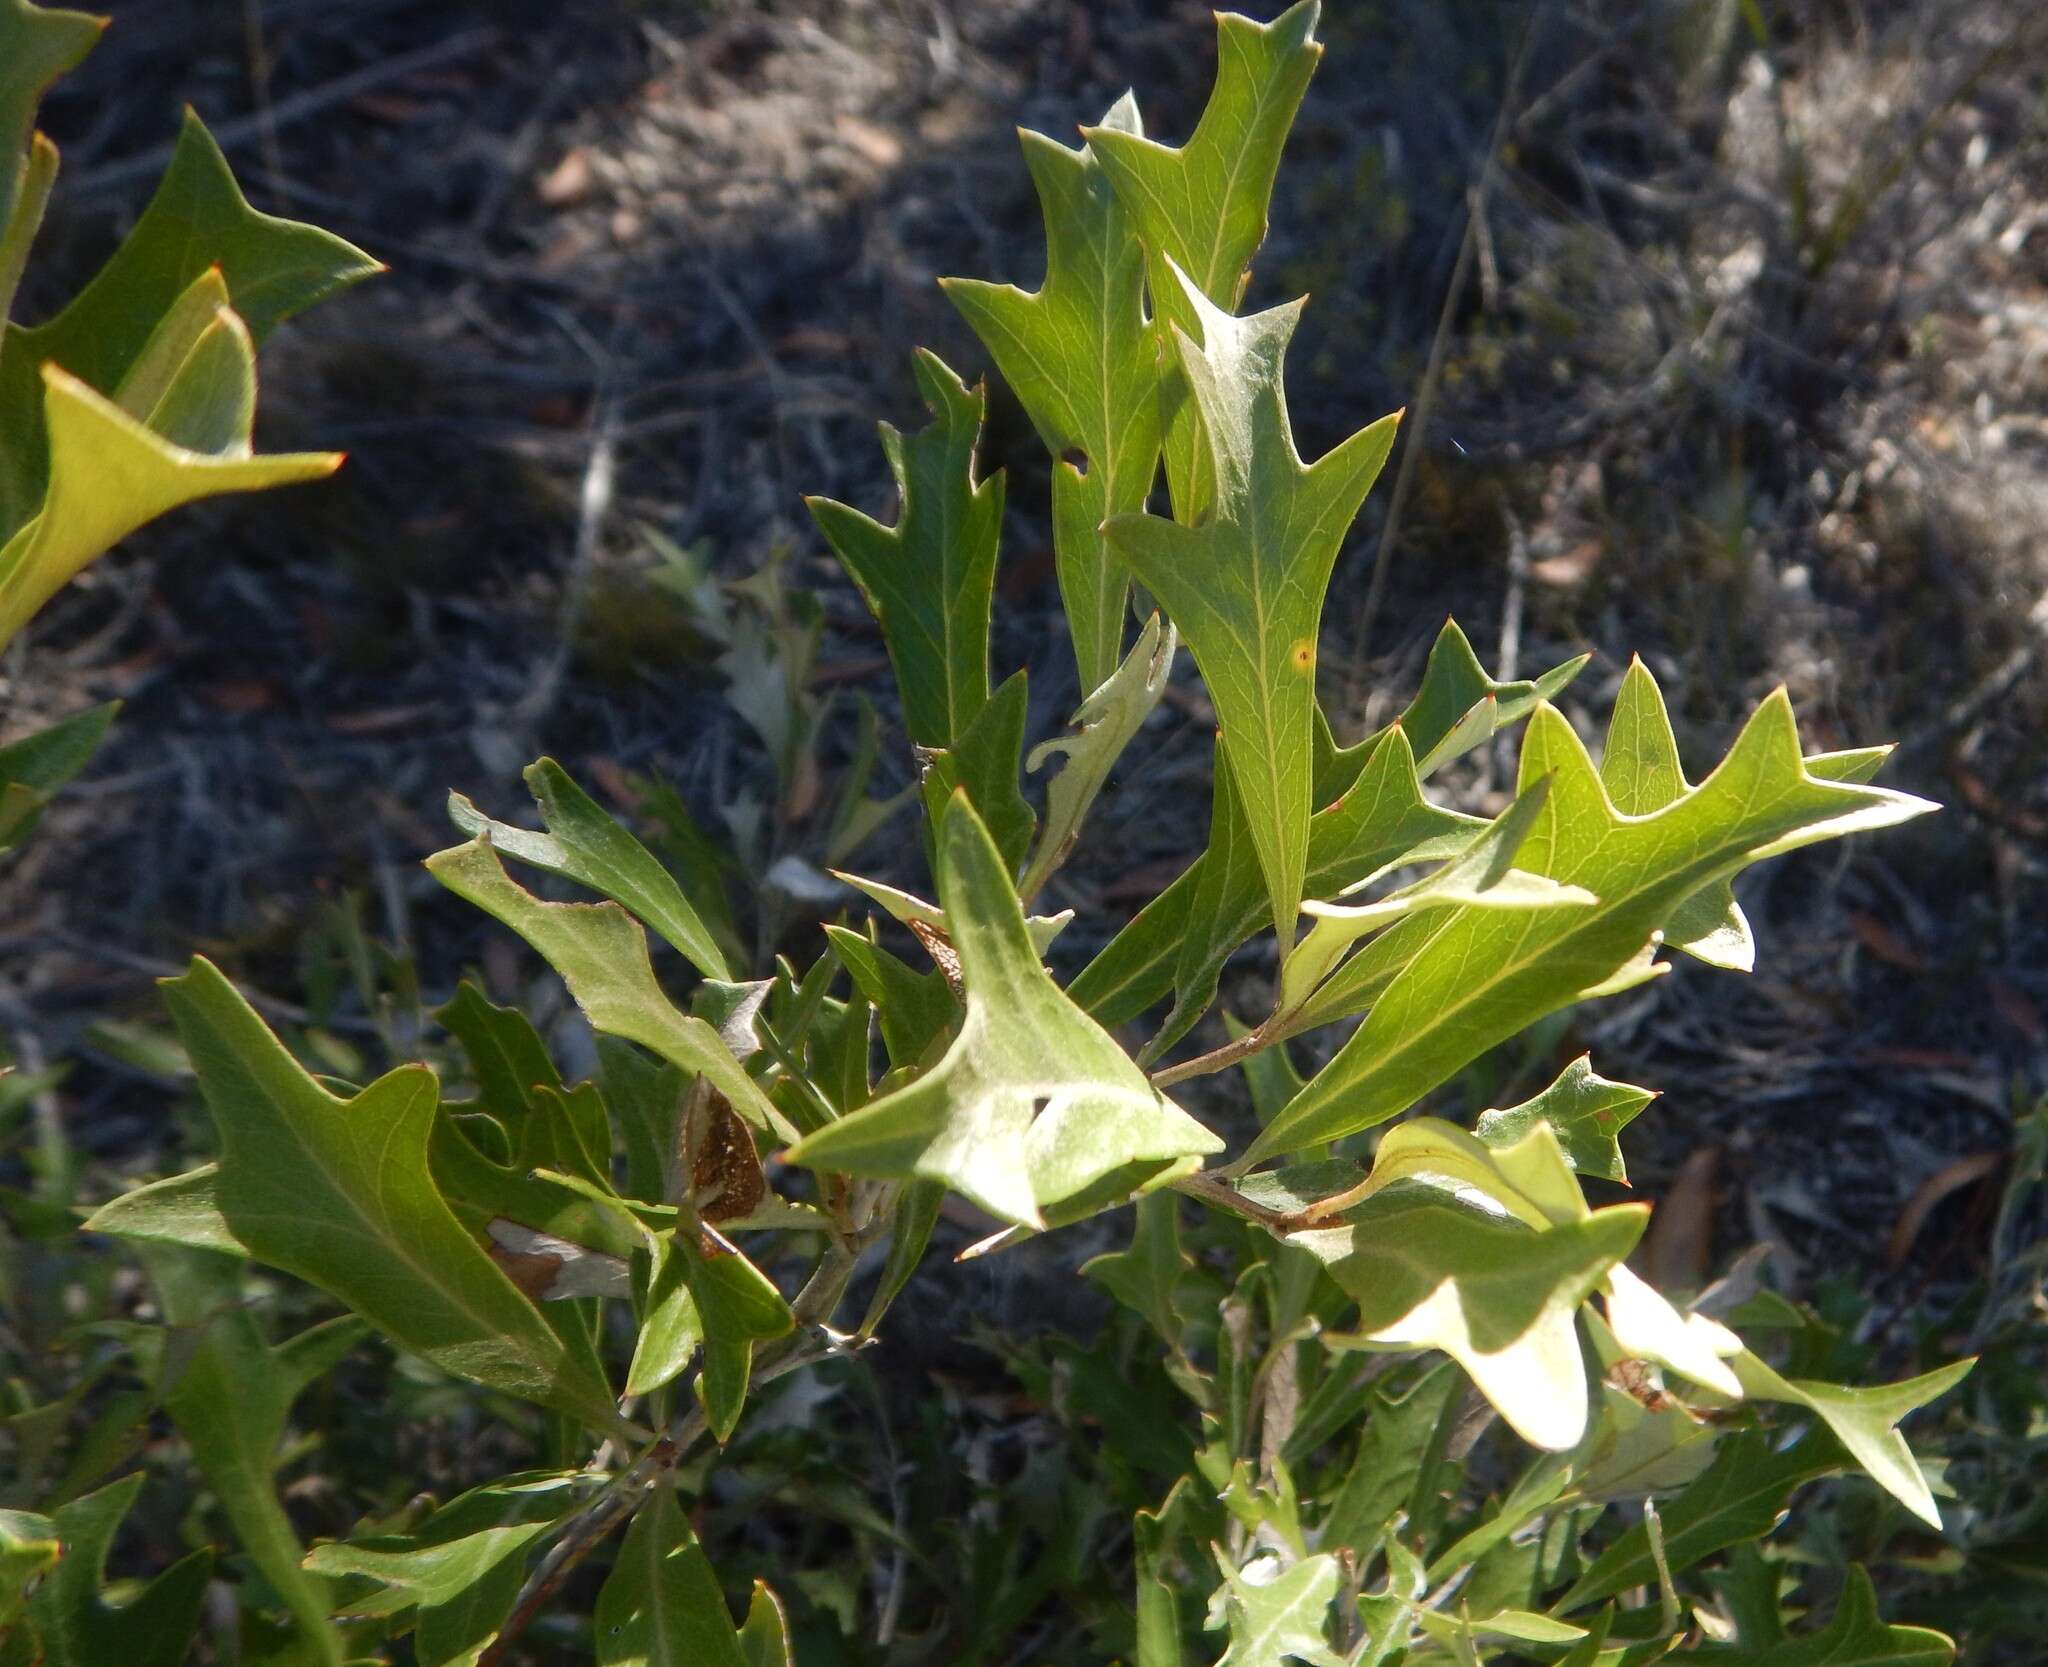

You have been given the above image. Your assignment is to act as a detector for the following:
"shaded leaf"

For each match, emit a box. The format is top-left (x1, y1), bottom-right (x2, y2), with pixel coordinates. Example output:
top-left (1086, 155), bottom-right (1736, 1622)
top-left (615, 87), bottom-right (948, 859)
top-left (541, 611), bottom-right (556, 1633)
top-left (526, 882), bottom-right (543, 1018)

top-left (448, 757), bottom-right (733, 982)
top-left (1732, 1352), bottom-right (1972, 1530)
top-left (25, 1475), bottom-right (211, 1667)
top-left (1691, 1567), bottom-right (1952, 1666)
top-left (807, 350), bottom-right (1000, 749)
top-left (425, 839), bottom-right (791, 1144)
top-left (594, 1485), bottom-right (747, 1667)
top-left (919, 668), bottom-right (1035, 878)
top-left (161, 957), bottom-right (630, 1434)
top-left (943, 94), bottom-right (1160, 689)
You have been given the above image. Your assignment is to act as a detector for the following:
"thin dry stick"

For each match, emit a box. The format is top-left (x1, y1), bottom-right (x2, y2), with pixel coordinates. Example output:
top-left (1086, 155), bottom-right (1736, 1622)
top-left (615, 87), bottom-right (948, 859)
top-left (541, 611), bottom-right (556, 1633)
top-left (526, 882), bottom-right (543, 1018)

top-left (1353, 2), bottom-right (1551, 662)
top-left (67, 28), bottom-right (500, 195)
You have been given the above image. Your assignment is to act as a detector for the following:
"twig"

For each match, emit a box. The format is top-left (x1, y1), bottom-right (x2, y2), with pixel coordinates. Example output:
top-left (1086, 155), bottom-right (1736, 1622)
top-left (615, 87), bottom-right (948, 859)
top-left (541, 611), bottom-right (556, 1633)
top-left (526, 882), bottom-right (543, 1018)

top-left (1148, 1022), bottom-right (1270, 1089)
top-left (64, 28), bottom-right (501, 196)
top-left (1353, 1), bottom-right (1552, 661)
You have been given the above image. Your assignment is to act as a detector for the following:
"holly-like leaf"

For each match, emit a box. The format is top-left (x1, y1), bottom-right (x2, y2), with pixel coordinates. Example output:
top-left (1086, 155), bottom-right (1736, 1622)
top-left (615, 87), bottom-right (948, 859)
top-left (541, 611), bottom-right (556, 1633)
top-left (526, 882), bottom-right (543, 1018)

top-left (0, 354), bottom-right (341, 652)
top-left (1019, 611), bottom-right (1175, 902)
top-left (141, 1246), bottom-right (359, 1667)
top-left (1732, 1352), bottom-right (1973, 1530)
top-left (1691, 1567), bottom-right (1954, 1667)
top-left (1276, 774), bottom-right (1596, 1019)
top-left (1380, 618), bottom-right (1593, 781)
top-left (1104, 273), bottom-right (1399, 942)
top-left (1211, 1551), bottom-right (1346, 1667)
top-left (1473, 1056), bottom-right (1656, 1184)
top-left (595, 1484), bottom-right (748, 1667)
top-left (677, 1226), bottom-right (793, 1442)
top-left (1084, 0), bottom-right (1323, 521)
top-left (82, 1163), bottom-right (245, 1257)
top-left (788, 797), bottom-right (1221, 1229)
top-left (449, 758), bottom-right (735, 982)
top-left (23, 1474), bottom-right (212, 1667)
top-left (1247, 686), bottom-right (1937, 1163)
top-left (943, 95), bottom-right (1160, 690)
top-left (823, 924), bottom-right (957, 1074)
top-left (0, 0), bottom-right (101, 309)
top-left (1602, 657), bottom-right (1750, 970)
top-left (919, 668), bottom-right (1035, 878)
top-left (1289, 1183), bottom-right (1648, 1450)
top-left (0, 699), bottom-right (115, 854)
top-left (426, 838), bottom-right (792, 1144)
top-left (807, 350), bottom-right (1000, 749)
top-left (1, 108), bottom-right (376, 540)
top-left (160, 957), bottom-right (632, 1435)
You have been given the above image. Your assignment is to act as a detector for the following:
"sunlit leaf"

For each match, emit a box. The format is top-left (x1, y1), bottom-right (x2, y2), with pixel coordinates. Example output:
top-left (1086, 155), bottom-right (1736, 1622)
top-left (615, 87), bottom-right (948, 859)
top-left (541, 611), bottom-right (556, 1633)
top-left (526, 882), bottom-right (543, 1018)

top-left (788, 797), bottom-right (1220, 1229)
top-left (1210, 1551), bottom-right (1345, 1667)
top-left (1473, 1056), bottom-right (1655, 1184)
top-left (1732, 1352), bottom-right (1972, 1530)
top-left (1248, 685), bottom-right (1937, 1162)
top-left (1104, 270), bottom-right (1399, 942)
top-left (1084, 0), bottom-right (1322, 521)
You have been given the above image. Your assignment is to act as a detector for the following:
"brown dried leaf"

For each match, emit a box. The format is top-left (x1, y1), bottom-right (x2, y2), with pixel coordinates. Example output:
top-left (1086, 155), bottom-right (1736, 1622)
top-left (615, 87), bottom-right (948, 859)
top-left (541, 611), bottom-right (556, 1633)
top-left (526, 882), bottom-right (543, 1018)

top-left (1886, 1150), bottom-right (2004, 1269)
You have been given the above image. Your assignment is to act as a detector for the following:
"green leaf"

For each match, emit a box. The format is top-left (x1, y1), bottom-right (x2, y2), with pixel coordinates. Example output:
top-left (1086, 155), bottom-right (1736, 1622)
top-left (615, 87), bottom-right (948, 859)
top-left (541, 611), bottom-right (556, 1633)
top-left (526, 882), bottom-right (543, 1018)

top-left (1084, 0), bottom-right (1322, 521)
top-left (448, 758), bottom-right (733, 982)
top-left (0, 108), bottom-right (378, 537)
top-left (1602, 657), bottom-right (1750, 970)
top-left (1560, 1430), bottom-right (1843, 1611)
top-left (919, 668), bottom-right (1035, 878)
top-left (1384, 618), bottom-right (1592, 780)
top-left (82, 1163), bottom-right (246, 1257)
top-left (1316, 1362), bottom-right (1461, 1556)
top-left (1291, 1184), bottom-right (1648, 1450)
top-left (1211, 1551), bottom-right (1345, 1667)
top-left (160, 956), bottom-right (631, 1435)
top-left (305, 1471), bottom-right (596, 1618)
top-left (1247, 686), bottom-right (1937, 1163)
top-left (1103, 273), bottom-right (1399, 941)
top-left (677, 1227), bottom-right (793, 1442)
top-left (425, 838), bottom-right (791, 1144)
top-left (0, 355), bottom-right (341, 652)
top-left (1082, 1189), bottom-right (1187, 1344)
top-left (1276, 774), bottom-right (1596, 1019)
top-left (0, 1509), bottom-right (58, 1630)
top-left (788, 797), bottom-right (1220, 1229)
top-left (821, 923), bottom-right (956, 1071)
top-left (1731, 1352), bottom-right (1972, 1529)
top-left (26, 1475), bottom-right (212, 1667)
top-left (0, 2), bottom-right (100, 263)
top-left (738, 1582), bottom-right (794, 1667)
top-left (1076, 716), bottom-right (1476, 1051)
top-left (140, 1245), bottom-right (353, 1667)
top-left (942, 94), bottom-right (1160, 689)
top-left (625, 1236), bottom-right (701, 1398)
top-left (856, 1178), bottom-right (942, 1340)
top-left (1019, 612), bottom-right (1175, 901)
top-left (0, 700), bottom-right (115, 853)
top-left (436, 982), bottom-right (561, 1125)
top-left (1691, 1567), bottom-right (1953, 1667)
top-left (807, 350), bottom-right (1000, 749)
top-left (1474, 1056), bottom-right (1656, 1184)
top-left (595, 1485), bottom-right (747, 1667)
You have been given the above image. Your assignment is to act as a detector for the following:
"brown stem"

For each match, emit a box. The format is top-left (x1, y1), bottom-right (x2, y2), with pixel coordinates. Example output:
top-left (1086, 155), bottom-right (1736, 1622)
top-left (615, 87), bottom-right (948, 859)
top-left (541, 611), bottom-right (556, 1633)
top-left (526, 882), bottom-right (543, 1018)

top-left (1149, 1024), bottom-right (1270, 1089)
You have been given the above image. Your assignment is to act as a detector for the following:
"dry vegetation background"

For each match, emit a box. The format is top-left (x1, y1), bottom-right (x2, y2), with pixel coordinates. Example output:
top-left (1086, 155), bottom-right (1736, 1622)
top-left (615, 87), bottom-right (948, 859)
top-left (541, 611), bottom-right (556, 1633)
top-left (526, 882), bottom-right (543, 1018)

top-left (6, 0), bottom-right (2047, 1416)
